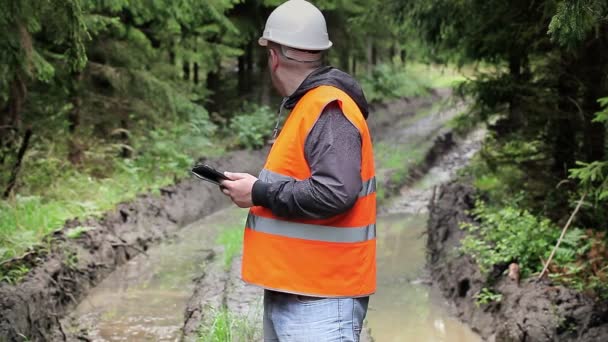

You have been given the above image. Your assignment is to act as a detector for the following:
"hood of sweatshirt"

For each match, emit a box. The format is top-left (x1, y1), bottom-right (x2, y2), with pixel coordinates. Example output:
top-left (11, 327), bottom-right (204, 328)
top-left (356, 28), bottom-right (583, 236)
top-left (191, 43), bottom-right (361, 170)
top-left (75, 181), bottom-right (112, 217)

top-left (283, 66), bottom-right (370, 119)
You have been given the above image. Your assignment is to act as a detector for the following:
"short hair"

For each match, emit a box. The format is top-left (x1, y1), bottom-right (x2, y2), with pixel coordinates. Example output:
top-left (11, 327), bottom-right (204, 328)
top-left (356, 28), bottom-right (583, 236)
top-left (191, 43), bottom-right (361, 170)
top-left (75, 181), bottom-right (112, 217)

top-left (267, 41), bottom-right (323, 69)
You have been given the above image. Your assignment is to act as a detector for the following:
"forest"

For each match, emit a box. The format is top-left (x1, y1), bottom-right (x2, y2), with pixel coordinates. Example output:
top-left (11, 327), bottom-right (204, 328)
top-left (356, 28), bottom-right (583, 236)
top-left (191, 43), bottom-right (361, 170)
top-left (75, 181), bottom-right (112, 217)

top-left (1, 0), bottom-right (607, 307)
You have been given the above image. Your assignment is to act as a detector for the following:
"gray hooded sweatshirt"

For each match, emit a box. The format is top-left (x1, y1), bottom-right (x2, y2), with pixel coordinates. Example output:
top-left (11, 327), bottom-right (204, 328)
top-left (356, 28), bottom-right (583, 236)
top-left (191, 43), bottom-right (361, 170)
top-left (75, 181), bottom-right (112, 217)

top-left (251, 66), bottom-right (371, 219)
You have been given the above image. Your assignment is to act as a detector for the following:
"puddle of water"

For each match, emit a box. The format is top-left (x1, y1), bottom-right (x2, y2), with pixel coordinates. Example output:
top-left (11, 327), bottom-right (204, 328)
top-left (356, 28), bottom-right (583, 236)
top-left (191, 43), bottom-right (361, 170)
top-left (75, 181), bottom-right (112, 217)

top-left (366, 213), bottom-right (481, 342)
top-left (73, 129), bottom-right (485, 341)
top-left (72, 207), bottom-right (248, 341)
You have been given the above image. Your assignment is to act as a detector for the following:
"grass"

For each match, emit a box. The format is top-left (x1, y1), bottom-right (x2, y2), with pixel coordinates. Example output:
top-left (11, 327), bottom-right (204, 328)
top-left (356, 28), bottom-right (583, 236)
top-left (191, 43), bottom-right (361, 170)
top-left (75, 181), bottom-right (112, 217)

top-left (216, 226), bottom-right (244, 270)
top-left (198, 306), bottom-right (261, 342)
top-left (360, 61), bottom-right (468, 104)
top-left (405, 62), bottom-right (468, 89)
top-left (374, 141), bottom-right (430, 202)
top-left (0, 126), bottom-right (223, 265)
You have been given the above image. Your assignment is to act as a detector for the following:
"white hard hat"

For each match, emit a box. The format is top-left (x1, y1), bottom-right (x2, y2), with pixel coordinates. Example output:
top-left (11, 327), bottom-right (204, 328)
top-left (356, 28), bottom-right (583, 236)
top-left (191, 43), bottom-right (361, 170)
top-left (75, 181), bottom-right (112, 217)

top-left (258, 0), bottom-right (333, 51)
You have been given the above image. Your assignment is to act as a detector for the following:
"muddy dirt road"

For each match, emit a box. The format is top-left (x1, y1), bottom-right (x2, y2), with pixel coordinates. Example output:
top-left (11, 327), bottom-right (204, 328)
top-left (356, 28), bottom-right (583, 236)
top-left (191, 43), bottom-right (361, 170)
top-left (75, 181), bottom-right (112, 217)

top-left (58, 91), bottom-right (484, 341)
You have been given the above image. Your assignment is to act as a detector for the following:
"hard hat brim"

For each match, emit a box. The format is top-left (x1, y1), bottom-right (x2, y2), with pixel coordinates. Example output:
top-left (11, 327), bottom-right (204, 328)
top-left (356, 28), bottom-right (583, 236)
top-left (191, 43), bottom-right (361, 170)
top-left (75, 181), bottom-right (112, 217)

top-left (258, 36), bottom-right (332, 51)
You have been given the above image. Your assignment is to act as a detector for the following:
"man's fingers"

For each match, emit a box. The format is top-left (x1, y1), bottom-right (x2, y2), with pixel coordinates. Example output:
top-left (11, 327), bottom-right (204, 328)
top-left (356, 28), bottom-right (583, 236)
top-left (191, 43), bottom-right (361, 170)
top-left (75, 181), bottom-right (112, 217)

top-left (224, 172), bottom-right (250, 180)
top-left (222, 187), bottom-right (231, 196)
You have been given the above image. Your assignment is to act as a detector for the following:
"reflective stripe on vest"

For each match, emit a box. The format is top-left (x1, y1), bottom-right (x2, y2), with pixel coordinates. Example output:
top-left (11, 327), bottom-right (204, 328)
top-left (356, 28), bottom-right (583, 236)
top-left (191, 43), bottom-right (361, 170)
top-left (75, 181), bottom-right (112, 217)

top-left (246, 214), bottom-right (376, 243)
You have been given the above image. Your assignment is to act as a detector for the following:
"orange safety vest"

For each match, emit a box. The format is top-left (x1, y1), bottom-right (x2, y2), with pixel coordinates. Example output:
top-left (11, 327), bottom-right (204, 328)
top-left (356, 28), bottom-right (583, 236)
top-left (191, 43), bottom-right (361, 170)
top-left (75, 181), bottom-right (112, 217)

top-left (242, 85), bottom-right (376, 297)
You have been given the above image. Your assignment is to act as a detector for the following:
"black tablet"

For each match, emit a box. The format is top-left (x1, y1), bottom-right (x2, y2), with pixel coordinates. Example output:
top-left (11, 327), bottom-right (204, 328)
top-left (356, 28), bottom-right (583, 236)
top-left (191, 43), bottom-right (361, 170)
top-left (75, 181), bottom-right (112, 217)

top-left (191, 164), bottom-right (229, 186)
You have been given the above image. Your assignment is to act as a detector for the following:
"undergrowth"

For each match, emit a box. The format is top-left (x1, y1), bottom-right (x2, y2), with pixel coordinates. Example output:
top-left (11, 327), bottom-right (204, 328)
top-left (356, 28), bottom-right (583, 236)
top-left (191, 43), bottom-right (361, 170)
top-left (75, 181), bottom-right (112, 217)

top-left (361, 62), bottom-right (467, 103)
top-left (459, 129), bottom-right (608, 299)
top-left (373, 141), bottom-right (428, 203)
top-left (216, 226), bottom-right (244, 270)
top-left (198, 306), bottom-right (261, 342)
top-left (0, 124), bottom-right (216, 264)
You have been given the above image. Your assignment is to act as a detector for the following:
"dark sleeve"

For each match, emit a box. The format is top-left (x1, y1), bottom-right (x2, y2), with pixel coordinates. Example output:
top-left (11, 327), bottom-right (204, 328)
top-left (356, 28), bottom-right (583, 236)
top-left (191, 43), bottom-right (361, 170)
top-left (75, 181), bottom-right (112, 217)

top-left (251, 101), bottom-right (362, 219)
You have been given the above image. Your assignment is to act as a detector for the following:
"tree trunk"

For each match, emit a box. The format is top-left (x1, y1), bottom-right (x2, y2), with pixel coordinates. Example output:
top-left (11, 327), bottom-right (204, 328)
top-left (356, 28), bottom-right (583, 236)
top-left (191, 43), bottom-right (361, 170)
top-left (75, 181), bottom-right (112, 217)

top-left (339, 43), bottom-right (349, 72)
top-left (183, 61), bottom-right (190, 81)
top-left (507, 55), bottom-right (524, 130)
top-left (193, 62), bottom-right (199, 85)
top-left (400, 48), bottom-right (407, 65)
top-left (169, 49), bottom-right (175, 65)
top-left (371, 42), bottom-right (378, 66)
top-left (8, 75), bottom-right (26, 133)
top-left (366, 38), bottom-right (373, 77)
top-left (68, 72), bottom-right (84, 165)
top-left (580, 36), bottom-right (607, 162)
top-left (553, 55), bottom-right (578, 179)
top-left (260, 68), bottom-right (271, 107)
top-left (0, 75), bottom-right (26, 164)
top-left (246, 40), bottom-right (254, 71)
top-left (206, 69), bottom-right (221, 113)
top-left (238, 54), bottom-right (247, 95)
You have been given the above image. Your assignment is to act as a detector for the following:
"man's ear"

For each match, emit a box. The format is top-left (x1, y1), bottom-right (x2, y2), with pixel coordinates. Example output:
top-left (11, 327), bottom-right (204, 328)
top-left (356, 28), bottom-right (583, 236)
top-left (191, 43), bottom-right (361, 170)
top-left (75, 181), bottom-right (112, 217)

top-left (269, 48), bottom-right (280, 71)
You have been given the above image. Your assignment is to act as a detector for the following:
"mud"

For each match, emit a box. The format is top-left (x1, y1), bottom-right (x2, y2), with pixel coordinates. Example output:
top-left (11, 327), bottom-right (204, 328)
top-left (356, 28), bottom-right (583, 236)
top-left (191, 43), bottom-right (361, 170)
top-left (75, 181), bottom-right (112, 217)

top-left (427, 182), bottom-right (608, 342)
top-left (0, 150), bottom-right (267, 341)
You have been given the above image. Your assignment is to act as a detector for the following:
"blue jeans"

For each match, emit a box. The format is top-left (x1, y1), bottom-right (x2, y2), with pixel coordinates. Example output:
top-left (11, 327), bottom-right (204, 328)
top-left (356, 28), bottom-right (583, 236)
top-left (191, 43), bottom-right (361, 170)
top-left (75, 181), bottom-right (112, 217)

top-left (263, 290), bottom-right (369, 342)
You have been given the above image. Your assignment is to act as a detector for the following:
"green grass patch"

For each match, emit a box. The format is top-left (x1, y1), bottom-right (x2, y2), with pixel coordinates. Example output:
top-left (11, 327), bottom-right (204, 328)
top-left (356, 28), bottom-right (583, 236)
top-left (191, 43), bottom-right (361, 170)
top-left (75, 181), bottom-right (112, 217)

top-left (216, 226), bottom-right (244, 270)
top-left (198, 306), bottom-right (261, 342)
top-left (65, 226), bottom-right (95, 239)
top-left (361, 64), bottom-right (430, 103)
top-left (0, 124), bottom-right (224, 264)
top-left (0, 264), bottom-right (30, 285)
top-left (361, 62), bottom-right (468, 103)
top-left (406, 62), bottom-right (468, 89)
top-left (374, 141), bottom-right (430, 202)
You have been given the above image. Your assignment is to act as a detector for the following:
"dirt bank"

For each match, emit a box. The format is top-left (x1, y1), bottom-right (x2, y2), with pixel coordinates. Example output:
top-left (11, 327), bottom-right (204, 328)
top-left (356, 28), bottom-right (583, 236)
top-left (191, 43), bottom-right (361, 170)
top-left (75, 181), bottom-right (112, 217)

top-left (427, 182), bottom-right (608, 342)
top-left (0, 150), bottom-right (266, 341)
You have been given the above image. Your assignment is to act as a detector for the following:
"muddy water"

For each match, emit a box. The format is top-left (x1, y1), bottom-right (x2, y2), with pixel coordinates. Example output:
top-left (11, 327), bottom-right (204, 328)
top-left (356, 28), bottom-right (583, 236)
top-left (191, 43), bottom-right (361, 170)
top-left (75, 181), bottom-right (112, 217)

top-left (367, 212), bottom-right (480, 342)
top-left (72, 120), bottom-right (485, 340)
top-left (72, 207), bottom-right (248, 341)
top-left (74, 208), bottom-right (480, 342)
top-left (366, 128), bottom-right (486, 341)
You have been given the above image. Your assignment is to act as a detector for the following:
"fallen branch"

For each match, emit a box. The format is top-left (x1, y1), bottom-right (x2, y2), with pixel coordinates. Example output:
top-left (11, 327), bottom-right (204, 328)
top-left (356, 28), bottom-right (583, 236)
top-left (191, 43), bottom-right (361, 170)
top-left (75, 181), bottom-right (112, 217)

top-left (537, 192), bottom-right (586, 281)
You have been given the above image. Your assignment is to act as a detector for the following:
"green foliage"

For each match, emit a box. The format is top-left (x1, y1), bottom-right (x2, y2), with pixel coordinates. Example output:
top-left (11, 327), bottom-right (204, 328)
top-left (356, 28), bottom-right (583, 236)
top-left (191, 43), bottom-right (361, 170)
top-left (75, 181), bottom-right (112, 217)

top-left (460, 200), bottom-right (564, 277)
top-left (595, 97), bottom-right (608, 123)
top-left (198, 306), bottom-right (260, 342)
top-left (374, 140), bottom-right (429, 202)
top-left (474, 287), bottom-right (502, 307)
top-left (462, 134), bottom-right (541, 205)
top-left (0, 123), bottom-right (216, 263)
top-left (548, 0), bottom-right (608, 47)
top-left (361, 64), bottom-right (429, 102)
top-left (569, 161), bottom-right (608, 201)
top-left (0, 265), bottom-right (30, 285)
top-left (63, 249), bottom-right (79, 269)
top-left (216, 227), bottom-right (244, 270)
top-left (227, 104), bottom-right (275, 149)
top-left (447, 110), bottom-right (478, 136)
top-left (65, 226), bottom-right (95, 239)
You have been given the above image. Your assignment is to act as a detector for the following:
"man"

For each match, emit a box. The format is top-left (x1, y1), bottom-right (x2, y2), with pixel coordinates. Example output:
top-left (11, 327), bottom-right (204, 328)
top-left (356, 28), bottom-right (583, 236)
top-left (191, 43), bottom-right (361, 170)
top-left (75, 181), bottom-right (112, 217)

top-left (220, 0), bottom-right (376, 340)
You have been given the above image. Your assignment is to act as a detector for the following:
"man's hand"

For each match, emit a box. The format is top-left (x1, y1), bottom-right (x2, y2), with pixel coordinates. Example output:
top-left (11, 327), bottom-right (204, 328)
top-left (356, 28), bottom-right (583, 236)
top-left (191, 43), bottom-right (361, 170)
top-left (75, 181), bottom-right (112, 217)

top-left (220, 172), bottom-right (258, 208)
